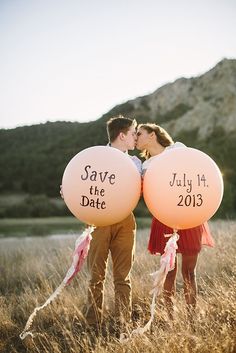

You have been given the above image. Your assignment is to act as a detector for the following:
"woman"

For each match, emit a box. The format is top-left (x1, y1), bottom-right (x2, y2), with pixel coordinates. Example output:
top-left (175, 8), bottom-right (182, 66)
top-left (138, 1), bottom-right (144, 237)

top-left (136, 123), bottom-right (214, 319)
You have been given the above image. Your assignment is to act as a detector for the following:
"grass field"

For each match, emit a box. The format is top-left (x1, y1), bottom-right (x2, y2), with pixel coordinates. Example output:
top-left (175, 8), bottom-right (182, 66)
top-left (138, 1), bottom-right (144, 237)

top-left (0, 217), bottom-right (84, 237)
top-left (0, 217), bottom-right (152, 237)
top-left (0, 220), bottom-right (235, 353)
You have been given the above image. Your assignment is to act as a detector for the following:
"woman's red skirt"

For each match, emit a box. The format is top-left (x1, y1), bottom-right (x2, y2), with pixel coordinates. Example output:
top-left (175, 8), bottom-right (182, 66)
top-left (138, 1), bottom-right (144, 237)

top-left (148, 218), bottom-right (214, 255)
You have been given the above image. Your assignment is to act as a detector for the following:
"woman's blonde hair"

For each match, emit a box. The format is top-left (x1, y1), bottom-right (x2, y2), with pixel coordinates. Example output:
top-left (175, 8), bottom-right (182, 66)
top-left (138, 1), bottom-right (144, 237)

top-left (138, 123), bottom-right (174, 159)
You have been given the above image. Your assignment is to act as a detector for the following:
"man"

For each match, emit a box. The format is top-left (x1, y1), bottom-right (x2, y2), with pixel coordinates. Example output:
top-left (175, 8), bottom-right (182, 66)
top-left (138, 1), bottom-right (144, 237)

top-left (85, 115), bottom-right (141, 334)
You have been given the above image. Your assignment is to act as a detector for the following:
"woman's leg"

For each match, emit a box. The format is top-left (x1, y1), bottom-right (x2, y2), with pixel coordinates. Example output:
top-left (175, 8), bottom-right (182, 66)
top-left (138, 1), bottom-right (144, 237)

top-left (163, 257), bottom-right (178, 319)
top-left (181, 254), bottom-right (198, 309)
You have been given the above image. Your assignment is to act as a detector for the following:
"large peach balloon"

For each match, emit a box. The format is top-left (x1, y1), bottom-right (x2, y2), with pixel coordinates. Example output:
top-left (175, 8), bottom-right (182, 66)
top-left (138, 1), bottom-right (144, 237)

top-left (143, 147), bottom-right (224, 229)
top-left (62, 146), bottom-right (141, 226)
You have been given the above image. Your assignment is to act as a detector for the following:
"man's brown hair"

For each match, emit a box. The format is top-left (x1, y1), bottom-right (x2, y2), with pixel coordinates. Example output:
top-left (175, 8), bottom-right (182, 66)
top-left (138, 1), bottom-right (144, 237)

top-left (106, 115), bottom-right (137, 142)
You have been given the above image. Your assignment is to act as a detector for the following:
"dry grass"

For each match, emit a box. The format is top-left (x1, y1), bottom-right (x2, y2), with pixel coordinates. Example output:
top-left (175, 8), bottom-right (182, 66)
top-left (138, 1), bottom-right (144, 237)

top-left (0, 220), bottom-right (235, 353)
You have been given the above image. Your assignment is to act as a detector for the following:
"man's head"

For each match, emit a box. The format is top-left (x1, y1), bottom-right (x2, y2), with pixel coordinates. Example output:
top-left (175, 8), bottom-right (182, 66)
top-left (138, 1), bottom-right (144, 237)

top-left (106, 115), bottom-right (137, 151)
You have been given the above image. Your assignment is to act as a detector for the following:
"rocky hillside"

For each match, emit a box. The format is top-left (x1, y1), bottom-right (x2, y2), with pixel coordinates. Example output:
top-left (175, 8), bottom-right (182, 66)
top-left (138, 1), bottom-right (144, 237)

top-left (102, 58), bottom-right (236, 140)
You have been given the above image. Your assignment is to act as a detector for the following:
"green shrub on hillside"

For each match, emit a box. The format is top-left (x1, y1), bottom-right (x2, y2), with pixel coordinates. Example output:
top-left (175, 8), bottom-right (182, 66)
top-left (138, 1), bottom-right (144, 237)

top-left (155, 103), bottom-right (192, 123)
top-left (3, 195), bottom-right (69, 218)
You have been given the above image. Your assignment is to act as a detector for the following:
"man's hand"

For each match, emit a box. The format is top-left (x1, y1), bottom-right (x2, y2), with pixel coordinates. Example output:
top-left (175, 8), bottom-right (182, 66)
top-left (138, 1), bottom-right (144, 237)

top-left (60, 184), bottom-right (64, 199)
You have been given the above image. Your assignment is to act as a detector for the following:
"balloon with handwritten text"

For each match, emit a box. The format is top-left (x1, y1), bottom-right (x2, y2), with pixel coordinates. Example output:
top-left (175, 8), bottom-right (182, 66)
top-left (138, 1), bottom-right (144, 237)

top-left (143, 147), bottom-right (224, 229)
top-left (62, 146), bottom-right (141, 226)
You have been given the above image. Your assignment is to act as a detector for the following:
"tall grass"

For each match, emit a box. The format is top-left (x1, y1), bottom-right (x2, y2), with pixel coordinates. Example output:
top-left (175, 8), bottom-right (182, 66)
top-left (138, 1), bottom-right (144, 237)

top-left (0, 220), bottom-right (235, 352)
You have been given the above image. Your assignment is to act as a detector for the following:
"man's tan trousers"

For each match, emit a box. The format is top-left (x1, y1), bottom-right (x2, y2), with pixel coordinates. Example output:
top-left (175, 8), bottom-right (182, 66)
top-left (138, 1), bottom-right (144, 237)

top-left (85, 213), bottom-right (136, 326)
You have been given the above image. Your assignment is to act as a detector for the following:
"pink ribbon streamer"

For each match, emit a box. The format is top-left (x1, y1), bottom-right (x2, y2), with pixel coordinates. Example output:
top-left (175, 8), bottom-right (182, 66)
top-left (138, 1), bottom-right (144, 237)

top-left (20, 226), bottom-right (94, 340)
top-left (65, 226), bottom-right (94, 285)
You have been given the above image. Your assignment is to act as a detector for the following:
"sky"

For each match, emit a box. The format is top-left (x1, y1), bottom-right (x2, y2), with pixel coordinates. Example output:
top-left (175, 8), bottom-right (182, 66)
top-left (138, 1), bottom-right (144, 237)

top-left (0, 0), bottom-right (235, 129)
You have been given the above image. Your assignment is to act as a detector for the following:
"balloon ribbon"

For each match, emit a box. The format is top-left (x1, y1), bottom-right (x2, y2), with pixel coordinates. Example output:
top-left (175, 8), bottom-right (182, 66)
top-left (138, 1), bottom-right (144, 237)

top-left (20, 226), bottom-right (94, 340)
top-left (120, 230), bottom-right (179, 342)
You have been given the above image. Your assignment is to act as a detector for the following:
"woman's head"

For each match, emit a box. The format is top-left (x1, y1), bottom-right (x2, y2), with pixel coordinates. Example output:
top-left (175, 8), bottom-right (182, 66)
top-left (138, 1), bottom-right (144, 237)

top-left (136, 123), bottom-right (174, 158)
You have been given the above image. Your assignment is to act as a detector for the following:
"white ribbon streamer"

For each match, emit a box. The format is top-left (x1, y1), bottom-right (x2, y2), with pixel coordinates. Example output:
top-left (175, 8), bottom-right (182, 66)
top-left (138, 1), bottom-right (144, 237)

top-left (120, 230), bottom-right (179, 343)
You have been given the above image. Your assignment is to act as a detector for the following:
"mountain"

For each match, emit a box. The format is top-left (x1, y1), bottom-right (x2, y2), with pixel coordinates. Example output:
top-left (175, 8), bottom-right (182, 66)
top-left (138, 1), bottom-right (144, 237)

top-left (101, 58), bottom-right (236, 139)
top-left (0, 58), bottom-right (235, 218)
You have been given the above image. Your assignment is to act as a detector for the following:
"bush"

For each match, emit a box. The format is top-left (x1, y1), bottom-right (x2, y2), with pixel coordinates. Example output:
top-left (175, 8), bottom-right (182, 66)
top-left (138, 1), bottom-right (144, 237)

top-left (134, 198), bottom-right (152, 217)
top-left (3, 195), bottom-right (69, 218)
